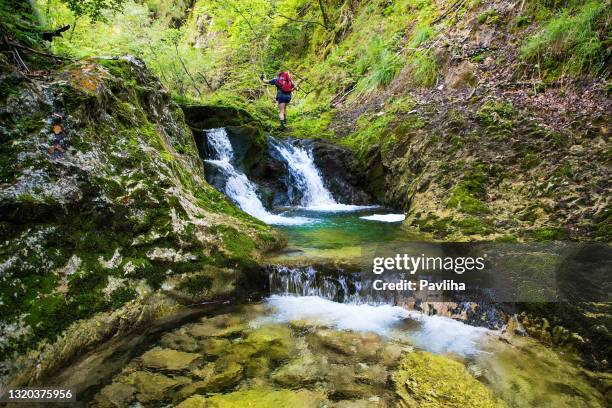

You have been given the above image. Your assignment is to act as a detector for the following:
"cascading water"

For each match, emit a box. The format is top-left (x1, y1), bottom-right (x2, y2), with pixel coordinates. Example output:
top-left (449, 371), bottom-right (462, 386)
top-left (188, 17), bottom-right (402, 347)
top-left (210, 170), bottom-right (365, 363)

top-left (205, 128), bottom-right (309, 225)
top-left (269, 138), bottom-right (370, 211)
top-left (266, 265), bottom-right (489, 356)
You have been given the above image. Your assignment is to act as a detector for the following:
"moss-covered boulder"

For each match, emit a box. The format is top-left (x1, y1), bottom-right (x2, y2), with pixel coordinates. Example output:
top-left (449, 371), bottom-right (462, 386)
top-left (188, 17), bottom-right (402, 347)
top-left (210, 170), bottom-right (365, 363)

top-left (394, 351), bottom-right (505, 408)
top-left (176, 388), bottom-right (328, 408)
top-left (0, 56), bottom-right (283, 380)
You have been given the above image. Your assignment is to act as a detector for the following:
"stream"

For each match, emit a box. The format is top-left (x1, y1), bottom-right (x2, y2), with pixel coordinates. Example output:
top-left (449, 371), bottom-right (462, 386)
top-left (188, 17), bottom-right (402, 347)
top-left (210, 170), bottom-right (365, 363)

top-left (45, 128), bottom-right (607, 406)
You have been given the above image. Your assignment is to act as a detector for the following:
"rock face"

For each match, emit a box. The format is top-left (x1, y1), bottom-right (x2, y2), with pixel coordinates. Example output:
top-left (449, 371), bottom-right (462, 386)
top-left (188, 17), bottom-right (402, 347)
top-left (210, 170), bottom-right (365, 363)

top-left (312, 139), bottom-right (372, 205)
top-left (0, 56), bottom-right (283, 374)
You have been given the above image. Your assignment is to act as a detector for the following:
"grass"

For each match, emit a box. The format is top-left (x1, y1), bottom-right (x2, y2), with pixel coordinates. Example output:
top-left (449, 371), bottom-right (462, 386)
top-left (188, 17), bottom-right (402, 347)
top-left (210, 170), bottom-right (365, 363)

top-left (355, 36), bottom-right (404, 93)
top-left (521, 1), bottom-right (609, 77)
top-left (408, 50), bottom-right (437, 87)
top-left (409, 23), bottom-right (433, 48)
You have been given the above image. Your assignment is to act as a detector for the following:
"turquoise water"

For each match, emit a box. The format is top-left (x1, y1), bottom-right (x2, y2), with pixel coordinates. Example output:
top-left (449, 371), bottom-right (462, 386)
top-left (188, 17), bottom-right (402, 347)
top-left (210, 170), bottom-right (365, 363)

top-left (269, 208), bottom-right (412, 262)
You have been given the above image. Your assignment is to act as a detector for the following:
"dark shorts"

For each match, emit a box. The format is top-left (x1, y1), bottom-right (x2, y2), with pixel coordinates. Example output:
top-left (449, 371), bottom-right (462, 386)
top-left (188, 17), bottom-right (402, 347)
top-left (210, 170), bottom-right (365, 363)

top-left (276, 95), bottom-right (291, 104)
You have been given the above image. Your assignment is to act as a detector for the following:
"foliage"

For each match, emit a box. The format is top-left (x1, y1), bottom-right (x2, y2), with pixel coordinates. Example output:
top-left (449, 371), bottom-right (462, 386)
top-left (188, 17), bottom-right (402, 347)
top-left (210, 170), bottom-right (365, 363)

top-left (59, 0), bottom-right (126, 22)
top-left (0, 0), bottom-right (42, 44)
top-left (521, 1), bottom-right (610, 77)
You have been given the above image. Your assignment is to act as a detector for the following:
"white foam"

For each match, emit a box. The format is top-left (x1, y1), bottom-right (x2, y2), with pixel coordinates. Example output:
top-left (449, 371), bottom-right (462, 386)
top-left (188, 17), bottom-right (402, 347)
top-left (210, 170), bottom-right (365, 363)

top-left (264, 295), bottom-right (489, 356)
top-left (206, 129), bottom-right (312, 226)
top-left (360, 213), bottom-right (406, 222)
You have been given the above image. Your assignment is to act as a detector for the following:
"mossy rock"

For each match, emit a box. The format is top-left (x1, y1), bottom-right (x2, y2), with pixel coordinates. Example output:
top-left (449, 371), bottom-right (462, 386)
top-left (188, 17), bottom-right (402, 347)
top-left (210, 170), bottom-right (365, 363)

top-left (394, 351), bottom-right (506, 408)
top-left (176, 388), bottom-right (328, 408)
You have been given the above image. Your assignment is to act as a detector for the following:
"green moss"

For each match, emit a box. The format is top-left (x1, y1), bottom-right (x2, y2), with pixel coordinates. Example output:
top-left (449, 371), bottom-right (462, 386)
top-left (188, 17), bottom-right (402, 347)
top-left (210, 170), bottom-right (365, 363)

top-left (177, 274), bottom-right (213, 297)
top-left (529, 227), bottom-right (568, 241)
top-left (394, 351), bottom-right (506, 407)
top-left (446, 186), bottom-right (490, 214)
top-left (452, 217), bottom-right (491, 235)
top-left (476, 100), bottom-right (514, 138)
top-left (593, 208), bottom-right (611, 241)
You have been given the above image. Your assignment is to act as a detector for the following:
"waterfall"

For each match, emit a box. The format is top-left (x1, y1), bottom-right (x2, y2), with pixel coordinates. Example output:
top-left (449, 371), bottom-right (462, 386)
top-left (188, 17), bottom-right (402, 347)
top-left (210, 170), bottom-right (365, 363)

top-left (270, 138), bottom-right (368, 211)
top-left (205, 128), bottom-right (309, 226)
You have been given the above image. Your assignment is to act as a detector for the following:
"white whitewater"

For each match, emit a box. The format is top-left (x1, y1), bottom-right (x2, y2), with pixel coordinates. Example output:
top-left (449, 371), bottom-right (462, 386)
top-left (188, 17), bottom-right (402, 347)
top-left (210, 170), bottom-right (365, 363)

top-left (270, 139), bottom-right (371, 211)
top-left (265, 295), bottom-right (489, 357)
top-left (205, 128), bottom-right (309, 226)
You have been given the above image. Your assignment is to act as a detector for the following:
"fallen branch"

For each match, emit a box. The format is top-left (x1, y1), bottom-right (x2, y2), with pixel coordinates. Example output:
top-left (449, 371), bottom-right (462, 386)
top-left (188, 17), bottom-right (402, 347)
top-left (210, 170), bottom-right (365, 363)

top-left (7, 42), bottom-right (72, 61)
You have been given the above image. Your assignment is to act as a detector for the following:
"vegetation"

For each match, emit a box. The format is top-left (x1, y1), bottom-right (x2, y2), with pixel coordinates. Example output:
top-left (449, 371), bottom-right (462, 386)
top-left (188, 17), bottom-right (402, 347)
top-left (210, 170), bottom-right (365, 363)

top-left (521, 1), bottom-right (610, 78)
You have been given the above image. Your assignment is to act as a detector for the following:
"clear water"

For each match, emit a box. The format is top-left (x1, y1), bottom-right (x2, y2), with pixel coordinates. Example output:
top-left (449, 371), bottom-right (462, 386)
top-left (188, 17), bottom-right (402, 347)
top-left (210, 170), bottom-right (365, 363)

top-left (269, 207), bottom-right (411, 262)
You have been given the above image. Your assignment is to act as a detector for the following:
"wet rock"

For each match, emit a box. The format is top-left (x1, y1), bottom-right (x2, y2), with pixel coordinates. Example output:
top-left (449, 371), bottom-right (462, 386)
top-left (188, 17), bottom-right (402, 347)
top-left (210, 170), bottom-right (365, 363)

top-left (187, 314), bottom-right (245, 338)
top-left (175, 361), bottom-right (243, 400)
top-left (200, 337), bottom-right (231, 357)
top-left (91, 382), bottom-right (135, 408)
top-left (312, 140), bottom-right (372, 205)
top-left (139, 347), bottom-right (201, 372)
top-left (228, 325), bottom-right (293, 363)
top-left (271, 353), bottom-right (326, 386)
top-left (314, 329), bottom-right (382, 360)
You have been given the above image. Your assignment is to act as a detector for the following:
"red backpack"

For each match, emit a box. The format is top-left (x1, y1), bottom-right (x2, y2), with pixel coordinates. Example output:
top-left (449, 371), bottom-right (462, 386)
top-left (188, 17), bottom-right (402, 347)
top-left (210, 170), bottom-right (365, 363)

top-left (277, 71), bottom-right (294, 93)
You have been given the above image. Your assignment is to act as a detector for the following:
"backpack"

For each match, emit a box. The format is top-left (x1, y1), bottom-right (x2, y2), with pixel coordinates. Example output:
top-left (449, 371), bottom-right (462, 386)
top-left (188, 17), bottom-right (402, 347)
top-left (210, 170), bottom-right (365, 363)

top-left (277, 71), bottom-right (294, 93)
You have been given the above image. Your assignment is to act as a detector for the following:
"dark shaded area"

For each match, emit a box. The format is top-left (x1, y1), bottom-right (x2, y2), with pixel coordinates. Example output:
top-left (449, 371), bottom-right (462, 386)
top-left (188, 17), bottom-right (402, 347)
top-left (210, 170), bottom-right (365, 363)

top-left (181, 104), bottom-right (257, 129)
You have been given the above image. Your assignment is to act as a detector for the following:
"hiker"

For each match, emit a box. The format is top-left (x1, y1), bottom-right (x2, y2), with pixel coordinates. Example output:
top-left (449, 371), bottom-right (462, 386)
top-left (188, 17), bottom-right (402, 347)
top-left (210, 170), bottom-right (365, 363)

top-left (261, 71), bottom-right (295, 130)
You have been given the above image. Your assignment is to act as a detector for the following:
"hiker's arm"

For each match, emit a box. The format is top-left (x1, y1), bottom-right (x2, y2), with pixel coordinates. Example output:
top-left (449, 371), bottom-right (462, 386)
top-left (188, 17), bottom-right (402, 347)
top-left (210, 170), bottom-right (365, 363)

top-left (260, 75), bottom-right (276, 85)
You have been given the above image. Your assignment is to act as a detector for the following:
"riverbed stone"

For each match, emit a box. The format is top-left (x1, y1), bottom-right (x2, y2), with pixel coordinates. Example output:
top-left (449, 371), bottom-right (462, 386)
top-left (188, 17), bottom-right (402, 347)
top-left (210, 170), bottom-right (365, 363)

top-left (188, 314), bottom-right (245, 338)
top-left (91, 382), bottom-right (135, 408)
top-left (271, 353), bottom-right (326, 386)
top-left (228, 325), bottom-right (293, 363)
top-left (159, 329), bottom-right (201, 352)
top-left (139, 347), bottom-right (201, 371)
top-left (314, 329), bottom-right (382, 360)
top-left (123, 370), bottom-right (187, 404)
top-left (200, 337), bottom-right (231, 357)
top-left (175, 361), bottom-right (244, 402)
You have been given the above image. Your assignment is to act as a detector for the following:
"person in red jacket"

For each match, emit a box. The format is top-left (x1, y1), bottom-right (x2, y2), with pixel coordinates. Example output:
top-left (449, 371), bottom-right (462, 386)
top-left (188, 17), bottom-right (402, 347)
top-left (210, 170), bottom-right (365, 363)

top-left (261, 71), bottom-right (295, 130)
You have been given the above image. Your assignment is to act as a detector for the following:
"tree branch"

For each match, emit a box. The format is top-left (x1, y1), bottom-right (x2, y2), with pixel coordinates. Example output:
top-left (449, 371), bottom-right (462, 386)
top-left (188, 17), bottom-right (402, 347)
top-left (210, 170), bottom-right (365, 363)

top-left (275, 13), bottom-right (329, 30)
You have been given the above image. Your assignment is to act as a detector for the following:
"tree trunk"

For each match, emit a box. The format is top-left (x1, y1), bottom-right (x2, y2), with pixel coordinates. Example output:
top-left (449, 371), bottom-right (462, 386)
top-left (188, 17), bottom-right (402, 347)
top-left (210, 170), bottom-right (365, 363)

top-left (317, 0), bottom-right (330, 29)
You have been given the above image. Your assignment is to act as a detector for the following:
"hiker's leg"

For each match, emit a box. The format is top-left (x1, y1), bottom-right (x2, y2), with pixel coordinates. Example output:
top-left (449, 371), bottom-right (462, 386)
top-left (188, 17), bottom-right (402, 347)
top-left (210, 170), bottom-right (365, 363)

top-left (278, 103), bottom-right (286, 120)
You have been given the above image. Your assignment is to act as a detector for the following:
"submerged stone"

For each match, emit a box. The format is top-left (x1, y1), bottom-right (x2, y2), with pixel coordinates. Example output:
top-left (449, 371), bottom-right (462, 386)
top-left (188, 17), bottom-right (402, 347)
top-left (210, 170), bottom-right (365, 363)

top-left (271, 353), bottom-right (326, 386)
top-left (91, 382), bottom-right (135, 408)
top-left (122, 371), bottom-right (188, 404)
top-left (139, 347), bottom-right (201, 371)
top-left (188, 314), bottom-right (245, 338)
top-left (159, 329), bottom-right (201, 352)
